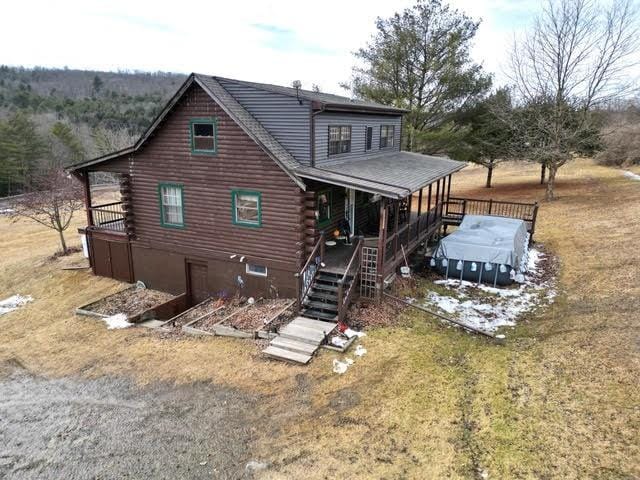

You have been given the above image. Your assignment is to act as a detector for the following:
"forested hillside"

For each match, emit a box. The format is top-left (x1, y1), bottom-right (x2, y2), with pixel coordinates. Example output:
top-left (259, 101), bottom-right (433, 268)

top-left (0, 66), bottom-right (186, 196)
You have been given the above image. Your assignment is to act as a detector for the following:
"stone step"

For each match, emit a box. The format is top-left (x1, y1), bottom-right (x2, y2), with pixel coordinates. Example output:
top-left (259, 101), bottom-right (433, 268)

top-left (263, 346), bottom-right (312, 364)
top-left (270, 336), bottom-right (318, 356)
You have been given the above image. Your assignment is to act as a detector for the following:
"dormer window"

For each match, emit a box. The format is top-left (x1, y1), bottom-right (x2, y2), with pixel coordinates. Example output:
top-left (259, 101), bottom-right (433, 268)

top-left (328, 126), bottom-right (351, 156)
top-left (190, 118), bottom-right (217, 154)
top-left (380, 125), bottom-right (395, 149)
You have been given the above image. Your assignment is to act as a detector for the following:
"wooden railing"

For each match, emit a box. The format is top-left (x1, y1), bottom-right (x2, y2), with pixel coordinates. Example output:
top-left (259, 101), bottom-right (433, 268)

top-left (383, 206), bottom-right (440, 271)
top-left (443, 197), bottom-right (539, 238)
top-left (336, 237), bottom-right (363, 323)
top-left (89, 201), bottom-right (126, 232)
top-left (296, 232), bottom-right (325, 313)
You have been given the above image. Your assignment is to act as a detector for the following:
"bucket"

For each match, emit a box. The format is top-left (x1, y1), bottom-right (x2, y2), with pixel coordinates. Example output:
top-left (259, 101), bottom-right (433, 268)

top-left (400, 266), bottom-right (411, 278)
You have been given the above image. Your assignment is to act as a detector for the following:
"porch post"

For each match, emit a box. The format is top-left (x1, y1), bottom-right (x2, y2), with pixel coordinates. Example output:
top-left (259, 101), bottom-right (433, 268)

top-left (446, 174), bottom-right (452, 202)
top-left (435, 180), bottom-right (440, 219)
top-left (427, 183), bottom-right (433, 232)
top-left (393, 199), bottom-right (400, 263)
top-left (375, 198), bottom-right (387, 302)
top-left (81, 171), bottom-right (93, 226)
top-left (417, 188), bottom-right (423, 240)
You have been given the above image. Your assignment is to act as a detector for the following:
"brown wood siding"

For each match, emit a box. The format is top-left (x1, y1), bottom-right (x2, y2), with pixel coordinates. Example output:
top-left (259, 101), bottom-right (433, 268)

top-left (127, 84), bottom-right (305, 271)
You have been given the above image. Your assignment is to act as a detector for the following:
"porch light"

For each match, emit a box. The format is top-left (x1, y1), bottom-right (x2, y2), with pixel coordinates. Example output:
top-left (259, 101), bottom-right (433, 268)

top-left (456, 260), bottom-right (463, 271)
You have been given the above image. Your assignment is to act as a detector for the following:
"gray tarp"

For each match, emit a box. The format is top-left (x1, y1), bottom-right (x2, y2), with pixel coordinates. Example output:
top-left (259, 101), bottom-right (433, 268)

top-left (435, 215), bottom-right (529, 268)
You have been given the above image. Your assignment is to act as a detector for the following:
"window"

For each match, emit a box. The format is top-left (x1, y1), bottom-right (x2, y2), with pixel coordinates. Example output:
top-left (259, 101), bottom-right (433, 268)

top-left (365, 126), bottom-right (373, 151)
top-left (316, 190), bottom-right (331, 227)
top-left (232, 190), bottom-right (262, 227)
top-left (246, 263), bottom-right (268, 277)
top-left (190, 118), bottom-right (217, 154)
top-left (158, 183), bottom-right (185, 228)
top-left (380, 125), bottom-right (395, 148)
top-left (328, 126), bottom-right (351, 155)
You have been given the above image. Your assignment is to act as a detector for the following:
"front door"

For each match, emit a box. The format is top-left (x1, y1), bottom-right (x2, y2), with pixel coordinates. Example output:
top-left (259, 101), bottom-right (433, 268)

top-left (186, 261), bottom-right (209, 305)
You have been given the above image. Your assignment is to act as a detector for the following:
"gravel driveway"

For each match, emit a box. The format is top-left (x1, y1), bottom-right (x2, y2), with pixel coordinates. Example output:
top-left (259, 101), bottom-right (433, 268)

top-left (0, 364), bottom-right (263, 479)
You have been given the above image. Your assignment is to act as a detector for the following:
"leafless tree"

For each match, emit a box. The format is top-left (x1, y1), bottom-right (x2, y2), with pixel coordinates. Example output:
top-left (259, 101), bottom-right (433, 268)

top-left (508, 0), bottom-right (639, 200)
top-left (9, 167), bottom-right (84, 254)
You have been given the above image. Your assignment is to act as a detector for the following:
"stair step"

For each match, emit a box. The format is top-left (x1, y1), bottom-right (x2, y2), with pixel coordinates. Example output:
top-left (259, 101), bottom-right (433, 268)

top-left (279, 323), bottom-right (328, 344)
top-left (312, 283), bottom-right (340, 293)
top-left (263, 346), bottom-right (312, 364)
top-left (301, 308), bottom-right (338, 322)
top-left (304, 300), bottom-right (338, 312)
top-left (307, 290), bottom-right (338, 302)
top-left (270, 337), bottom-right (318, 355)
top-left (292, 316), bottom-right (337, 332)
top-left (316, 273), bottom-right (352, 285)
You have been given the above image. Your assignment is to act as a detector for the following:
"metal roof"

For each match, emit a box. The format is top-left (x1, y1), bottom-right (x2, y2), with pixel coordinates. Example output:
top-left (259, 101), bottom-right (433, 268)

top-left (211, 75), bottom-right (408, 114)
top-left (297, 152), bottom-right (465, 198)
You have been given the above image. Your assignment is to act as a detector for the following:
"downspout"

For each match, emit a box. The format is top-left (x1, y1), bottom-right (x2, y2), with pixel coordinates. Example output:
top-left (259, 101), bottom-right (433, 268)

top-left (310, 101), bottom-right (326, 167)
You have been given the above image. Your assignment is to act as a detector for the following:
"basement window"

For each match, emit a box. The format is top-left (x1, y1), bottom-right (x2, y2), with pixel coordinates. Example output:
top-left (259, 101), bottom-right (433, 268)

top-left (232, 190), bottom-right (262, 227)
top-left (380, 125), bottom-right (395, 148)
top-left (328, 125), bottom-right (351, 155)
top-left (190, 118), bottom-right (217, 154)
top-left (158, 183), bottom-right (185, 228)
top-left (246, 263), bottom-right (268, 277)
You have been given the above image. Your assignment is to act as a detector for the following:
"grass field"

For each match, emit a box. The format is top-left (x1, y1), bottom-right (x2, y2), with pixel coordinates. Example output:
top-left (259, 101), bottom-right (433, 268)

top-left (0, 158), bottom-right (638, 479)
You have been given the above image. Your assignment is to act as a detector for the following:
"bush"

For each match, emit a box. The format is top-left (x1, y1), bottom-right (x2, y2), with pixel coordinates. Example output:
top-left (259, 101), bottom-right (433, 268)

top-left (595, 122), bottom-right (640, 166)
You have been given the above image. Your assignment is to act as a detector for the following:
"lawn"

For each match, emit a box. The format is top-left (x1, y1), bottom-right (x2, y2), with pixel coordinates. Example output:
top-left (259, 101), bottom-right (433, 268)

top-left (0, 158), bottom-right (638, 479)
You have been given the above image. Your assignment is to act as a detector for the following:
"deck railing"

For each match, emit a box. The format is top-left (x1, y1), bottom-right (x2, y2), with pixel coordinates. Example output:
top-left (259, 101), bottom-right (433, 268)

top-left (89, 201), bottom-right (126, 232)
top-left (383, 206), bottom-right (440, 272)
top-left (443, 197), bottom-right (539, 238)
top-left (336, 237), bottom-right (363, 323)
top-left (296, 232), bottom-right (325, 313)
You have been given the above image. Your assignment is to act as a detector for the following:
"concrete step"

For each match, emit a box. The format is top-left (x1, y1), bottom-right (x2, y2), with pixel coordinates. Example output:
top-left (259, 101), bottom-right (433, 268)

top-left (279, 323), bottom-right (328, 345)
top-left (291, 316), bottom-right (337, 332)
top-left (270, 336), bottom-right (318, 356)
top-left (263, 346), bottom-right (312, 364)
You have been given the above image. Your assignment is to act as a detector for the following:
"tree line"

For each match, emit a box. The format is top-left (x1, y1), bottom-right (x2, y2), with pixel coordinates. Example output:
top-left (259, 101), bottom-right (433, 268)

top-left (345, 0), bottom-right (640, 200)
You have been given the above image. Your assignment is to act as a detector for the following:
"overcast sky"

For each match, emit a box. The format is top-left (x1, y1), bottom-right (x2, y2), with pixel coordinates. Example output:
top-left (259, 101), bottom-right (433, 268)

top-left (2, 0), bottom-right (539, 93)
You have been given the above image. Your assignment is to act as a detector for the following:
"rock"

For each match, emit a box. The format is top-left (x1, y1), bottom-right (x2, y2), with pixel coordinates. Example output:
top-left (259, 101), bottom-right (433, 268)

top-left (245, 460), bottom-right (269, 473)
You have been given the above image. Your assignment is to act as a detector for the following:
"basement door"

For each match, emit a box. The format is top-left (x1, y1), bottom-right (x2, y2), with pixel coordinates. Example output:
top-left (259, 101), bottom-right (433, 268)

top-left (186, 261), bottom-right (209, 305)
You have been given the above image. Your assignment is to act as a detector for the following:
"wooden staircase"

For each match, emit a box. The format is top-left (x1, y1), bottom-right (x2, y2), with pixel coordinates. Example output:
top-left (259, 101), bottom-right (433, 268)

top-left (300, 270), bottom-right (354, 322)
top-left (263, 316), bottom-right (337, 364)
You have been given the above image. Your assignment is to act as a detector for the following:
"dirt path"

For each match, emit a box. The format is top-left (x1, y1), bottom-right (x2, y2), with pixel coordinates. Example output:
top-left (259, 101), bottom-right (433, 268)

top-left (0, 362), bottom-right (261, 479)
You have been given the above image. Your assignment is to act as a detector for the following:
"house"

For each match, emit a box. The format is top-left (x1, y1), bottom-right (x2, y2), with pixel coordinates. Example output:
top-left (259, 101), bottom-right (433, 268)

top-left (67, 73), bottom-right (464, 322)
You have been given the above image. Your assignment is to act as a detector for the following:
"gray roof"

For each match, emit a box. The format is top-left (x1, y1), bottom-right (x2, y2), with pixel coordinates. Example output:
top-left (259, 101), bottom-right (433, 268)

top-left (211, 75), bottom-right (408, 114)
top-left (68, 73), bottom-right (462, 198)
top-left (296, 152), bottom-right (465, 198)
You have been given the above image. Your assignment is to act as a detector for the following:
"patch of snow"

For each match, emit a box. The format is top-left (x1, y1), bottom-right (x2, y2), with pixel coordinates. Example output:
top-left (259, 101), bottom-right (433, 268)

top-left (424, 248), bottom-right (555, 333)
top-left (0, 208), bottom-right (14, 215)
top-left (0, 295), bottom-right (33, 316)
top-left (344, 328), bottom-right (366, 339)
top-left (102, 313), bottom-right (132, 329)
top-left (623, 170), bottom-right (640, 181)
top-left (332, 359), bottom-right (350, 374)
top-left (354, 345), bottom-right (367, 357)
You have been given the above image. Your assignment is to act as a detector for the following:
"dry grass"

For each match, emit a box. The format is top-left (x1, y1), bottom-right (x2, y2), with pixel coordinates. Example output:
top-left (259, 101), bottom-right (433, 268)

top-left (0, 158), bottom-right (639, 479)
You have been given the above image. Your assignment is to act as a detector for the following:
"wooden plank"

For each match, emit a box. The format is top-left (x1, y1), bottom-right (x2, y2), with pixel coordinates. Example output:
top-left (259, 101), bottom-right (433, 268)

top-left (279, 324), bottom-right (327, 344)
top-left (291, 317), bottom-right (337, 333)
top-left (270, 337), bottom-right (318, 355)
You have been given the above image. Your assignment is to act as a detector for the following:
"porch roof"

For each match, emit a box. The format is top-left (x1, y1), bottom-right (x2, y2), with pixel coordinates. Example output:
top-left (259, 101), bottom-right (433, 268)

top-left (297, 151), bottom-right (465, 199)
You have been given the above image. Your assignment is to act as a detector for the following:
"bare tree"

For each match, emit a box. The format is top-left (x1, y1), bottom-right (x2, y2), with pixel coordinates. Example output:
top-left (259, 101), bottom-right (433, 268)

top-left (9, 167), bottom-right (84, 254)
top-left (508, 0), bottom-right (639, 200)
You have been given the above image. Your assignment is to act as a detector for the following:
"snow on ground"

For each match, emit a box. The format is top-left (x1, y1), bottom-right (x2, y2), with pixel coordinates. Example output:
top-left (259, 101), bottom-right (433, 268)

top-left (0, 295), bottom-right (33, 316)
top-left (102, 313), bottom-right (133, 329)
top-left (422, 248), bottom-right (555, 333)
top-left (623, 171), bottom-right (640, 181)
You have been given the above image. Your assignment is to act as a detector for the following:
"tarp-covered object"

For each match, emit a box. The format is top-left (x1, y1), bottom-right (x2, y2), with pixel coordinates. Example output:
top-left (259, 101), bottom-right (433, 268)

top-left (436, 215), bottom-right (528, 268)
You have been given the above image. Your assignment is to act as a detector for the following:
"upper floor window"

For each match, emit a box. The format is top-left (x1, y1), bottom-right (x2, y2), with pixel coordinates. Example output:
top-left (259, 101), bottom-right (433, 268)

top-left (190, 118), bottom-right (217, 154)
top-left (365, 126), bottom-right (373, 151)
top-left (158, 183), bottom-right (185, 228)
top-left (232, 190), bottom-right (262, 227)
top-left (328, 126), bottom-right (351, 156)
top-left (380, 125), bottom-right (395, 149)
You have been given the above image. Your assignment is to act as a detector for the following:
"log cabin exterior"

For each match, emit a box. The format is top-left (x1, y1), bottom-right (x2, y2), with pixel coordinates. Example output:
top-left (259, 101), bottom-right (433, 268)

top-left (68, 73), bottom-right (464, 321)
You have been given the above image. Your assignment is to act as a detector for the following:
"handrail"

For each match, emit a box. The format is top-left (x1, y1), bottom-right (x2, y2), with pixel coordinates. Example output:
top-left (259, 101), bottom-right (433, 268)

top-left (296, 232), bottom-right (325, 312)
top-left (91, 201), bottom-right (124, 209)
top-left (336, 237), bottom-right (363, 323)
top-left (447, 196), bottom-right (537, 208)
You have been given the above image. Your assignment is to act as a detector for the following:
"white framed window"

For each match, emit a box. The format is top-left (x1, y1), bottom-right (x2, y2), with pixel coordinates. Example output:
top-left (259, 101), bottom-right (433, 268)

top-left (380, 125), bottom-right (395, 148)
top-left (328, 125), bottom-right (352, 155)
top-left (158, 183), bottom-right (184, 228)
top-left (246, 263), bottom-right (268, 277)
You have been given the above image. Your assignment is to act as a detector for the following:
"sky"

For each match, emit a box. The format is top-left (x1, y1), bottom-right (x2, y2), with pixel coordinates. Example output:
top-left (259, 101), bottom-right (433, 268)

top-left (1, 0), bottom-right (540, 94)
